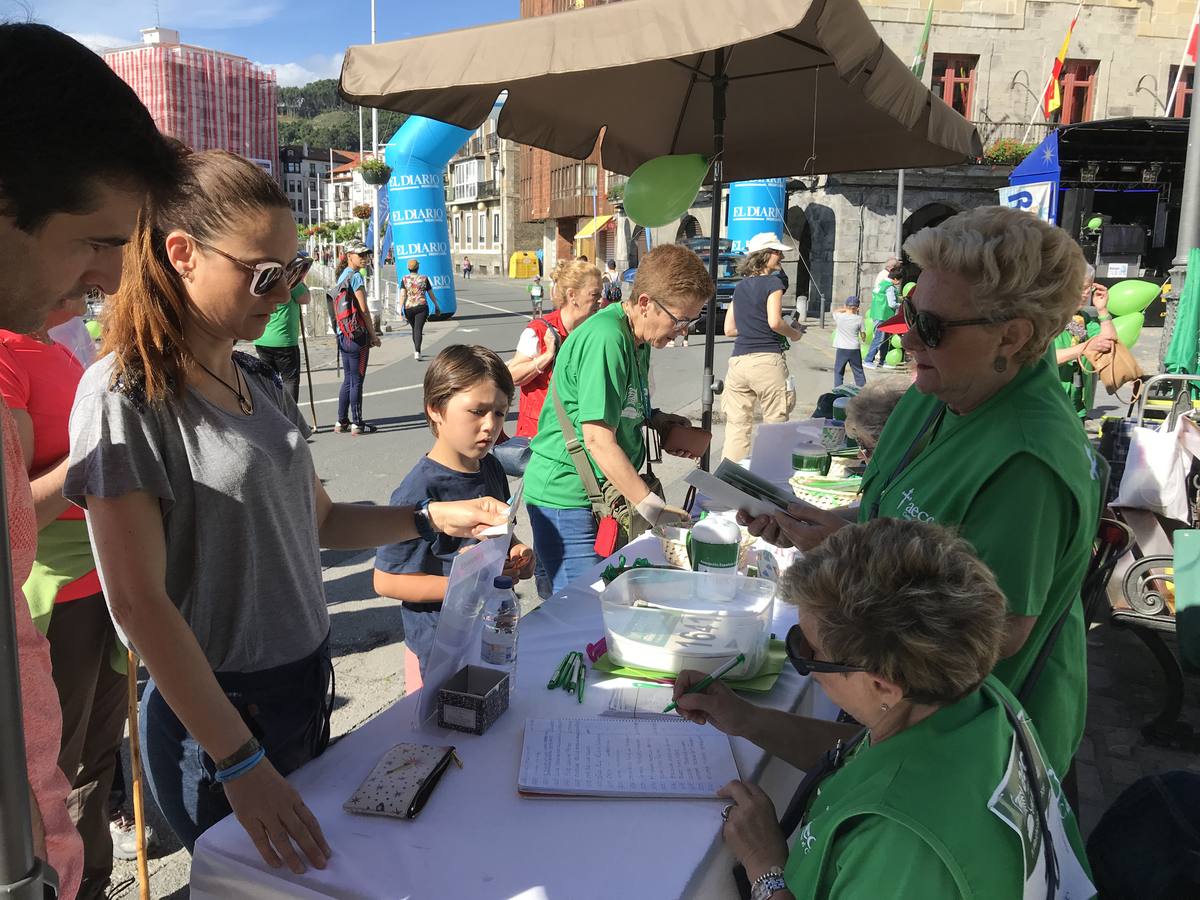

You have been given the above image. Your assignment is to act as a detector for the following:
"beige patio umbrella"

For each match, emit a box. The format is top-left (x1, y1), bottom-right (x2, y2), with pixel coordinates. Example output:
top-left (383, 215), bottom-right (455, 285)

top-left (340, 0), bottom-right (981, 465)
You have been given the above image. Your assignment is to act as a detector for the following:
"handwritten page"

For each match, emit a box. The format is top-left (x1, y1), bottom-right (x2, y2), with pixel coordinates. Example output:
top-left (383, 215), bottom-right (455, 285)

top-left (602, 682), bottom-right (678, 719)
top-left (518, 718), bottom-right (738, 798)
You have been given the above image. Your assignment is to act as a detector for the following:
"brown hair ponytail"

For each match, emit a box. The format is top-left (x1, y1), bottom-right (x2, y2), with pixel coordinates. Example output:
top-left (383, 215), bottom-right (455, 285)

top-left (101, 149), bottom-right (290, 405)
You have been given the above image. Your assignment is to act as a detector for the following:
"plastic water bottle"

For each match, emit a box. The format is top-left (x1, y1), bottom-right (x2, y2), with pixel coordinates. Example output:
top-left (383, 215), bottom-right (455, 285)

top-left (480, 576), bottom-right (520, 683)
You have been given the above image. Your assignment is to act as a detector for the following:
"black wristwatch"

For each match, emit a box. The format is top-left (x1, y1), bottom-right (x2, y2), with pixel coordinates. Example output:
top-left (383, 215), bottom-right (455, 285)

top-left (414, 499), bottom-right (437, 543)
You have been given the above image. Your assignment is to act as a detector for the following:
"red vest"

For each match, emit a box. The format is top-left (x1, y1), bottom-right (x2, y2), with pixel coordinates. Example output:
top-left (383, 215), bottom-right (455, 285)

top-left (515, 310), bottom-right (568, 438)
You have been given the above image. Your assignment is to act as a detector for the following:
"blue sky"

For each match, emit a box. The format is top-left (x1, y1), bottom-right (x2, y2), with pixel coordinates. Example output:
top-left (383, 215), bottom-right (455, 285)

top-left (17, 0), bottom-right (520, 85)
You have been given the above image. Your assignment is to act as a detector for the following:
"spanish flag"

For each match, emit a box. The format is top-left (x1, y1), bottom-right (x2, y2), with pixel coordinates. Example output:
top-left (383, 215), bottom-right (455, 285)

top-left (1042, 2), bottom-right (1082, 118)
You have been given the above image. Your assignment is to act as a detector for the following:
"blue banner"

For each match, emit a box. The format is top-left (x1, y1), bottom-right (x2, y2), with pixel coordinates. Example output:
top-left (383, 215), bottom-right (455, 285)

top-left (727, 178), bottom-right (787, 253)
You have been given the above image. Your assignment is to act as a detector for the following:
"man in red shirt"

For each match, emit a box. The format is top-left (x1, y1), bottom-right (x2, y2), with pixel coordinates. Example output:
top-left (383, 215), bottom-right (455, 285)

top-left (0, 24), bottom-right (180, 900)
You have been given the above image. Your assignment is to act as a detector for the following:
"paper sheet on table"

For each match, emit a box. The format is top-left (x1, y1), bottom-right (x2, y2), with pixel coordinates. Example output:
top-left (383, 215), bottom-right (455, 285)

top-left (414, 535), bottom-right (509, 728)
top-left (517, 717), bottom-right (738, 798)
top-left (477, 479), bottom-right (522, 539)
top-left (601, 681), bottom-right (678, 719)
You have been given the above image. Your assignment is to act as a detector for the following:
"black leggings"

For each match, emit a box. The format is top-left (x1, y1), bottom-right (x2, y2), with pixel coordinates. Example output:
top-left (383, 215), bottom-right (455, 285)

top-left (407, 305), bottom-right (429, 354)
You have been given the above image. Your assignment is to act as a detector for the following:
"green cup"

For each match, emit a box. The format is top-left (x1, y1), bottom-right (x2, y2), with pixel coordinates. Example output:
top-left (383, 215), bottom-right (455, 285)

top-left (792, 445), bottom-right (831, 476)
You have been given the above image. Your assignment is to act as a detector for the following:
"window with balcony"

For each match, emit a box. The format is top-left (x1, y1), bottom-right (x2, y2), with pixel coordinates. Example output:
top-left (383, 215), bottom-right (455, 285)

top-left (931, 54), bottom-right (978, 118)
top-left (1170, 65), bottom-right (1195, 118)
top-left (1052, 59), bottom-right (1099, 125)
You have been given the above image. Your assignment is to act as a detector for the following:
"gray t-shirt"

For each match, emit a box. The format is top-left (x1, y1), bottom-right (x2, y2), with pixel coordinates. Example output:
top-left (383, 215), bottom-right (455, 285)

top-left (832, 311), bottom-right (864, 349)
top-left (65, 351), bottom-right (327, 673)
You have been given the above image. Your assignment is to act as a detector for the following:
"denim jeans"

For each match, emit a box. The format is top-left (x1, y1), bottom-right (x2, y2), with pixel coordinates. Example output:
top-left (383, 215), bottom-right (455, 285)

top-left (337, 335), bottom-right (369, 425)
top-left (400, 607), bottom-right (439, 679)
top-left (833, 348), bottom-right (865, 388)
top-left (864, 327), bottom-right (888, 365)
top-left (528, 504), bottom-right (601, 598)
top-left (139, 637), bottom-right (333, 852)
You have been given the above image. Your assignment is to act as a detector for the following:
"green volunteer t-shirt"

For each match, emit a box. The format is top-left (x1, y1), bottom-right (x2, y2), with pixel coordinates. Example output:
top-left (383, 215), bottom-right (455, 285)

top-left (525, 302), bottom-right (650, 509)
top-left (857, 359), bottom-right (1098, 774)
top-left (1052, 308), bottom-right (1101, 418)
top-left (255, 283), bottom-right (307, 349)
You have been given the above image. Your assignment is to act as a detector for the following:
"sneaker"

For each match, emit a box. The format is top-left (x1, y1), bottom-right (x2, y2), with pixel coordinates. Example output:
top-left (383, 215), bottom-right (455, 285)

top-left (333, 421), bottom-right (350, 433)
top-left (351, 422), bottom-right (378, 435)
top-left (414, 351), bottom-right (420, 361)
top-left (110, 812), bottom-right (156, 861)
top-left (863, 361), bottom-right (878, 369)
top-left (666, 339), bottom-right (676, 348)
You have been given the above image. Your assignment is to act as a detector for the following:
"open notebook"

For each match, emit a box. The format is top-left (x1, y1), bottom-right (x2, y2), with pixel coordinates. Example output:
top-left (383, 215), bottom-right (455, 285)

top-left (518, 717), bottom-right (738, 799)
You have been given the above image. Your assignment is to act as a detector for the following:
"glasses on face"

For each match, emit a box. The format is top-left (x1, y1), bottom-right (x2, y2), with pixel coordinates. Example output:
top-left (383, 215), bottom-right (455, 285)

top-left (193, 238), bottom-right (313, 297)
top-left (785, 623), bottom-right (869, 677)
top-left (901, 297), bottom-right (1003, 349)
top-left (652, 297), bottom-right (700, 334)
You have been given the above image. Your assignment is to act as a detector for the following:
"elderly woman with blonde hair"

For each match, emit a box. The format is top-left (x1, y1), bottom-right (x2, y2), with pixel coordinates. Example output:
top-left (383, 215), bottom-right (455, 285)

top-left (740, 206), bottom-right (1100, 776)
top-left (673, 518), bottom-right (1093, 899)
top-left (843, 377), bottom-right (908, 461)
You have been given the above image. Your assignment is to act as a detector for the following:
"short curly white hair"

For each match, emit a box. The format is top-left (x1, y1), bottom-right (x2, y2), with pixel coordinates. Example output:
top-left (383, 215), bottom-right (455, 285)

top-left (903, 206), bottom-right (1087, 366)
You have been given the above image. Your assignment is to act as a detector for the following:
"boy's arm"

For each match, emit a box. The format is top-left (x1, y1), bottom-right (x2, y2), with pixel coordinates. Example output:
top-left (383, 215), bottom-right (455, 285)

top-left (374, 569), bottom-right (449, 603)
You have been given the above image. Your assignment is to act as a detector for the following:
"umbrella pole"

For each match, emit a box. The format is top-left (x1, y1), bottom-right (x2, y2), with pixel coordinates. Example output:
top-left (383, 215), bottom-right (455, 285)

top-left (0, 435), bottom-right (50, 899)
top-left (299, 325), bottom-right (319, 432)
top-left (700, 49), bottom-right (728, 472)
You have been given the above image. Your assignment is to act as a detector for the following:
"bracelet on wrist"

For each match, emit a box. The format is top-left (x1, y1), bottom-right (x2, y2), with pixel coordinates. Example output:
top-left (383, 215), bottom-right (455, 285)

top-left (1098, 313), bottom-right (1112, 321)
top-left (215, 747), bottom-right (266, 783)
top-left (214, 736), bottom-right (261, 772)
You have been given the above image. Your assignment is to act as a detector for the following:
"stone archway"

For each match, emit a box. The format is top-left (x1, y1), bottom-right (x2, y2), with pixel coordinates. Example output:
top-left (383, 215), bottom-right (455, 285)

top-left (901, 202), bottom-right (961, 247)
top-left (675, 214), bottom-right (703, 243)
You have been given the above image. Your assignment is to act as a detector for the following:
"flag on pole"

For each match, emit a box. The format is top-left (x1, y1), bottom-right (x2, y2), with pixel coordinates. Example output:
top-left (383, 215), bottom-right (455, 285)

top-left (1042, 2), bottom-right (1082, 118)
top-left (911, 0), bottom-right (935, 78)
top-left (1166, 0), bottom-right (1200, 115)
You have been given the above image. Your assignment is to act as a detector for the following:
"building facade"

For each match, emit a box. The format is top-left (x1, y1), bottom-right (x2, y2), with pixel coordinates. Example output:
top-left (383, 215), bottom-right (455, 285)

top-left (104, 27), bottom-right (278, 173)
top-left (279, 146), bottom-right (357, 226)
top-left (518, 0), bottom-right (621, 272)
top-left (446, 106), bottom-right (527, 276)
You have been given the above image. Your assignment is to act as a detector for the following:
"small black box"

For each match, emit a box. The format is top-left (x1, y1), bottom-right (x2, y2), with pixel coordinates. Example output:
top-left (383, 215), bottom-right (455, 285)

top-left (437, 665), bottom-right (510, 735)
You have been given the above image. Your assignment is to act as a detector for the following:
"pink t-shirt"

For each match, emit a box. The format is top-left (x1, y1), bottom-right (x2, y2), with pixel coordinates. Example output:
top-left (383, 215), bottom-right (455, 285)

top-left (3, 404), bottom-right (82, 899)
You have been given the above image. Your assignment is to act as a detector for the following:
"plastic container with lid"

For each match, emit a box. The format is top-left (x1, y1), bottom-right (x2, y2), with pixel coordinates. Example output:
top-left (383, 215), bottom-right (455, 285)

top-left (601, 569), bottom-right (774, 678)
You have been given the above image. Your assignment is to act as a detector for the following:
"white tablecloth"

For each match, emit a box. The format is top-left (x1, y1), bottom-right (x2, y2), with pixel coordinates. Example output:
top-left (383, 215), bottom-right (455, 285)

top-left (191, 538), bottom-right (827, 900)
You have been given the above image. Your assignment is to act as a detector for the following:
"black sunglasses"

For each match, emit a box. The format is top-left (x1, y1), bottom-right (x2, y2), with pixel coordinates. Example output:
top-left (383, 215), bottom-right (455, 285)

top-left (785, 624), bottom-right (868, 676)
top-left (194, 237), bottom-right (313, 297)
top-left (901, 297), bottom-right (1005, 349)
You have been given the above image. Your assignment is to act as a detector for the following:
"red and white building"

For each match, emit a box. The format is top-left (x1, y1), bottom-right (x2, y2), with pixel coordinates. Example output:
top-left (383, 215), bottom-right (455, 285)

top-left (103, 27), bottom-right (279, 174)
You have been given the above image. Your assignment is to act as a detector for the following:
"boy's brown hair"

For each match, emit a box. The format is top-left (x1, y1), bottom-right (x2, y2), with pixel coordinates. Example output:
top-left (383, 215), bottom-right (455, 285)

top-left (423, 344), bottom-right (515, 435)
top-left (629, 244), bottom-right (714, 310)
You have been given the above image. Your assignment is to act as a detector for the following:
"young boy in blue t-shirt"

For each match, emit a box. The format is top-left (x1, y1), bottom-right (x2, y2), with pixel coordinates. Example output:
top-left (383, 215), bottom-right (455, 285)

top-left (374, 346), bottom-right (535, 676)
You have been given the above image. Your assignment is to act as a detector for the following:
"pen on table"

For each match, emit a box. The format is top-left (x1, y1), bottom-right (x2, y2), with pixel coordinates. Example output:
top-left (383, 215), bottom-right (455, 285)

top-left (662, 652), bottom-right (746, 713)
top-left (576, 659), bottom-right (585, 703)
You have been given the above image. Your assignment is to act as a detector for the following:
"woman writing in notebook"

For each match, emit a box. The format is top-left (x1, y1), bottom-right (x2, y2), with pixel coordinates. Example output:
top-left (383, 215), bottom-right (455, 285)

top-left (672, 518), bottom-right (1093, 899)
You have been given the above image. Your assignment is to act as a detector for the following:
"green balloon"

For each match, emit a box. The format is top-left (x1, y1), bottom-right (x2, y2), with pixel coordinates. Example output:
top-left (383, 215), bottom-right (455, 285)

top-left (861, 316), bottom-right (876, 354)
top-left (622, 154), bottom-right (710, 228)
top-left (884, 347), bottom-right (904, 366)
top-left (85, 319), bottom-right (102, 340)
top-left (890, 334), bottom-right (903, 350)
top-left (1086, 216), bottom-right (1103, 231)
top-left (1112, 312), bottom-right (1144, 347)
top-left (1105, 280), bottom-right (1160, 317)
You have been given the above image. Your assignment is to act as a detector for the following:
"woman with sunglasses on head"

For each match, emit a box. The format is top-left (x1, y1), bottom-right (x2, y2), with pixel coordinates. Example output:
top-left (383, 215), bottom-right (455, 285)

top-left (334, 240), bottom-right (380, 434)
top-left (672, 518), bottom-right (1093, 899)
top-left (720, 232), bottom-right (806, 463)
top-left (739, 206), bottom-right (1098, 776)
top-left (524, 245), bottom-right (711, 597)
top-left (64, 150), bottom-right (506, 870)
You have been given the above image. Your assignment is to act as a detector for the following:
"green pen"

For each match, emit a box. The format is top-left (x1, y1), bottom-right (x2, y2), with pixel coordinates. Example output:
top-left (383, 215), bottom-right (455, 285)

top-left (662, 652), bottom-right (746, 713)
top-left (548, 651), bottom-right (575, 689)
top-left (576, 661), bottom-right (585, 703)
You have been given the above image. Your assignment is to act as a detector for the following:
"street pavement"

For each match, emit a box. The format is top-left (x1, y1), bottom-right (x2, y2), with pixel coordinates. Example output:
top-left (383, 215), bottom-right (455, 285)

top-left (106, 279), bottom-right (1196, 898)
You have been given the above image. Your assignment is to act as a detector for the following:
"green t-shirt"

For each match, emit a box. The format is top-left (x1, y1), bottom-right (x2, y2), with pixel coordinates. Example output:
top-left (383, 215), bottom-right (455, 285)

top-left (857, 358), bottom-right (1099, 774)
top-left (255, 283), bottom-right (307, 348)
top-left (525, 302), bottom-right (650, 509)
top-left (785, 678), bottom-right (1091, 899)
top-left (1052, 308), bottom-right (1101, 418)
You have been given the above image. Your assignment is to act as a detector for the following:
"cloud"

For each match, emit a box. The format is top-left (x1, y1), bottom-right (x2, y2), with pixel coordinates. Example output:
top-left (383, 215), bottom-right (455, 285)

top-left (68, 31), bottom-right (137, 53)
top-left (259, 52), bottom-right (344, 87)
top-left (26, 0), bottom-right (283, 37)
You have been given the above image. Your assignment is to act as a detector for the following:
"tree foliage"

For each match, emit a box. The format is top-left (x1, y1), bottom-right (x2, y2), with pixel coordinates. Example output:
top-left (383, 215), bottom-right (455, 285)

top-left (277, 79), bottom-right (408, 152)
top-left (335, 221), bottom-right (363, 243)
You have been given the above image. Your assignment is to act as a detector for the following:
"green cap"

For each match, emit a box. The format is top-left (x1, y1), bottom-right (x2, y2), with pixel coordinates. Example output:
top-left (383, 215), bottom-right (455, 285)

top-left (902, 282), bottom-right (916, 298)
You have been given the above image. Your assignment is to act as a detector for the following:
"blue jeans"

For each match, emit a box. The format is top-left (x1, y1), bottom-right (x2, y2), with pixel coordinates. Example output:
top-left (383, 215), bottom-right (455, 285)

top-left (400, 606), bottom-right (439, 679)
top-left (864, 327), bottom-right (887, 365)
top-left (833, 348), bottom-right (865, 388)
top-left (337, 335), bottom-right (370, 425)
top-left (139, 638), bottom-right (332, 852)
top-left (528, 504), bottom-right (601, 598)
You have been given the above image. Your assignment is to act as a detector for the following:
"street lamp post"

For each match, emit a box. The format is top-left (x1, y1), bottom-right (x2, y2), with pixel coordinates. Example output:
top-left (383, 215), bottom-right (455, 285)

top-left (370, 0), bottom-right (382, 326)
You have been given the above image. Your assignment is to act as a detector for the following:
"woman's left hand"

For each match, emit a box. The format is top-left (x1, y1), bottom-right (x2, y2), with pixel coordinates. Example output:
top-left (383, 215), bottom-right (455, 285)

top-left (717, 780), bottom-right (788, 881)
top-left (503, 543), bottom-right (535, 581)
